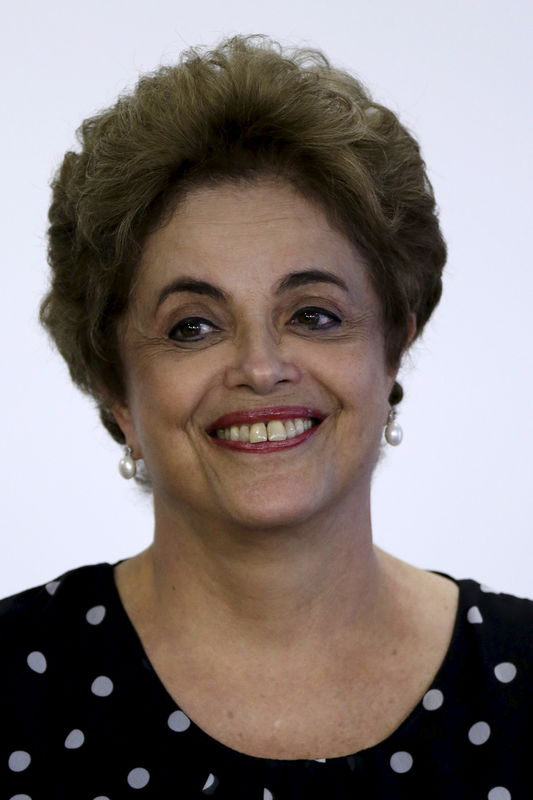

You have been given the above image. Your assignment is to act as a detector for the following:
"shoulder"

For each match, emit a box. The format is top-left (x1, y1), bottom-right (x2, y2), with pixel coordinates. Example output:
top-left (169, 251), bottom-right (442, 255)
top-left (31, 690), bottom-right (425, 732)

top-left (446, 575), bottom-right (533, 704)
top-left (456, 576), bottom-right (533, 629)
top-left (0, 561), bottom-right (118, 743)
top-left (459, 577), bottom-right (533, 654)
top-left (0, 563), bottom-right (114, 652)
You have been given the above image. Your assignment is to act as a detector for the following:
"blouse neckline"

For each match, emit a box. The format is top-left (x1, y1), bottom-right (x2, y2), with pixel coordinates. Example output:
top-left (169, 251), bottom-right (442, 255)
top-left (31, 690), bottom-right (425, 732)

top-left (103, 561), bottom-right (464, 764)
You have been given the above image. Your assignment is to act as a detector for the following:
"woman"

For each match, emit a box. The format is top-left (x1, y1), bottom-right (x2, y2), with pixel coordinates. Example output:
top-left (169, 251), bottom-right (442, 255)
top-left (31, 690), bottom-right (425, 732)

top-left (1, 35), bottom-right (531, 799)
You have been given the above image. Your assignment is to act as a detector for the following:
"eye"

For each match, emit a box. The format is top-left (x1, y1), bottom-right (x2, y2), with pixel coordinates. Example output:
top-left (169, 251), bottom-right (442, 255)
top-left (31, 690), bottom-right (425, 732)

top-left (289, 306), bottom-right (341, 330)
top-left (168, 317), bottom-right (218, 342)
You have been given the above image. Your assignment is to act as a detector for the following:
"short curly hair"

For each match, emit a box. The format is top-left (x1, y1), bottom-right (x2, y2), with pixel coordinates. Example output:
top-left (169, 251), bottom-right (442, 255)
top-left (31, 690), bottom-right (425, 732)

top-left (40, 33), bottom-right (446, 454)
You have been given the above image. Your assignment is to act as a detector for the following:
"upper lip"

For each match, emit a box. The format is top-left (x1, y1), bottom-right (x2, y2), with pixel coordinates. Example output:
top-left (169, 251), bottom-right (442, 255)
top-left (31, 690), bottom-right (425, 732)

top-left (207, 406), bottom-right (325, 433)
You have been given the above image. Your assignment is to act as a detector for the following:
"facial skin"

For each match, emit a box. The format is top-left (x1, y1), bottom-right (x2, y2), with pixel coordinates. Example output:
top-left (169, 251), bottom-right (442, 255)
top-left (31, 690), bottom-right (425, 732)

top-left (112, 179), bottom-right (402, 535)
top-left (108, 181), bottom-right (462, 763)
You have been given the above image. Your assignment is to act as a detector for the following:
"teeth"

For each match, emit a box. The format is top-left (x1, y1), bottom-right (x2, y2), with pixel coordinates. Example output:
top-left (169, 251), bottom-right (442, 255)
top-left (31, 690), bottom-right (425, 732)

top-left (214, 418), bottom-right (317, 442)
top-left (266, 420), bottom-right (287, 441)
top-left (284, 420), bottom-right (297, 439)
top-left (249, 422), bottom-right (268, 443)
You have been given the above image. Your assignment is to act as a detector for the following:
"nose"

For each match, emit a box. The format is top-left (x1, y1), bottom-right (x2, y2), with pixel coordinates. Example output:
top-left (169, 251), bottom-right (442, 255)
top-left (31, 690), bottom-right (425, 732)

top-left (223, 324), bottom-right (302, 394)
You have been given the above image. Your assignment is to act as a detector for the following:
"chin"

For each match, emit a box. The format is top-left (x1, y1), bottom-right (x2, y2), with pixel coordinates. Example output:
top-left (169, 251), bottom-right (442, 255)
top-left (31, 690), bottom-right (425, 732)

top-left (221, 492), bottom-right (326, 532)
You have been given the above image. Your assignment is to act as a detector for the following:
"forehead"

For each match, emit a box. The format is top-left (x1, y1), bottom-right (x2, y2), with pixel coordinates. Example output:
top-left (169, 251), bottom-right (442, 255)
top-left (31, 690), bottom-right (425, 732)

top-left (135, 179), bottom-right (371, 300)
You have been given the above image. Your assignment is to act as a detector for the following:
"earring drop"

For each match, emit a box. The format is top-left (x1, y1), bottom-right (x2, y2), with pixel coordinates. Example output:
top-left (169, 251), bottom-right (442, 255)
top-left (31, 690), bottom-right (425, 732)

top-left (384, 407), bottom-right (403, 446)
top-left (118, 445), bottom-right (137, 479)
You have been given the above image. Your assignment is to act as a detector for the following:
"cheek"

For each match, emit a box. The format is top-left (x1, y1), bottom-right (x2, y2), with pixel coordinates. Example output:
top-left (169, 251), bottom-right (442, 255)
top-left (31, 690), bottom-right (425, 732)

top-left (324, 345), bottom-right (390, 407)
top-left (129, 361), bottom-right (202, 441)
top-left (128, 366), bottom-right (205, 490)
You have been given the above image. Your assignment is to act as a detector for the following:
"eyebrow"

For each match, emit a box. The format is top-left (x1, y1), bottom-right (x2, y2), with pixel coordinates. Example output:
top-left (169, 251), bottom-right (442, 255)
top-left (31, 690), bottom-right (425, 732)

top-left (275, 269), bottom-right (349, 295)
top-left (155, 278), bottom-right (227, 311)
top-left (154, 268), bottom-right (349, 313)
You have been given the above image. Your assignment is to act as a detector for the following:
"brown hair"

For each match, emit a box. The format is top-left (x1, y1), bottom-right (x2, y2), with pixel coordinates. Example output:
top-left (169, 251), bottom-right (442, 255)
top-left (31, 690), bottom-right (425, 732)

top-left (40, 34), bottom-right (446, 459)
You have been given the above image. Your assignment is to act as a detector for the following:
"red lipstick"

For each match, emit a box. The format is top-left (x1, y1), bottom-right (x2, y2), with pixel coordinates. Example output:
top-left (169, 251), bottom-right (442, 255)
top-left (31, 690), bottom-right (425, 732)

top-left (207, 406), bottom-right (325, 453)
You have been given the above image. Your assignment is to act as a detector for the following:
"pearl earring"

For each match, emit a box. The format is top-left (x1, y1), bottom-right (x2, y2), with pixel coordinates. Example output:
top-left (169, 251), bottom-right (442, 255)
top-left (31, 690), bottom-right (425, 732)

top-left (384, 407), bottom-right (403, 446)
top-left (118, 445), bottom-right (137, 479)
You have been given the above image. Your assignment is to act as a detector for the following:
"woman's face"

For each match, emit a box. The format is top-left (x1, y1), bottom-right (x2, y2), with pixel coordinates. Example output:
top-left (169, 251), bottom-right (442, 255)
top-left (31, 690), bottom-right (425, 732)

top-left (112, 180), bottom-right (399, 529)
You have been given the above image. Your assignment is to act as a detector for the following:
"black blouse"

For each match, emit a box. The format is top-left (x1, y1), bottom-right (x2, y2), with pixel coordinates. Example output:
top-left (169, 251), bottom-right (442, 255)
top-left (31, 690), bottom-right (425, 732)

top-left (1, 562), bottom-right (532, 799)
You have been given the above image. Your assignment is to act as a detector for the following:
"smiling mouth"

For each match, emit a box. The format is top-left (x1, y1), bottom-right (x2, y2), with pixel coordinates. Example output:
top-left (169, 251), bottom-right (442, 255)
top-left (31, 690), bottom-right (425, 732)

top-left (206, 408), bottom-right (324, 452)
top-left (214, 417), bottom-right (318, 443)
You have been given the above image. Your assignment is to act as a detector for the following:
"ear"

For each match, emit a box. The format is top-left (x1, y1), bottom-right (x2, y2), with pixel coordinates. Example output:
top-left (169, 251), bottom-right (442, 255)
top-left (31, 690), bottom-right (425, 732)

top-left (97, 383), bottom-right (143, 460)
top-left (386, 313), bottom-right (418, 385)
top-left (108, 401), bottom-right (136, 450)
top-left (405, 313), bottom-right (417, 350)
top-left (393, 312), bottom-right (417, 362)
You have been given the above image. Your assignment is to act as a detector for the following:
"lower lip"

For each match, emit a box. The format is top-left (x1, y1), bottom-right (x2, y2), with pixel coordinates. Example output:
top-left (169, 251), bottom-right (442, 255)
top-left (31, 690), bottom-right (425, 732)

top-left (208, 424), bottom-right (320, 453)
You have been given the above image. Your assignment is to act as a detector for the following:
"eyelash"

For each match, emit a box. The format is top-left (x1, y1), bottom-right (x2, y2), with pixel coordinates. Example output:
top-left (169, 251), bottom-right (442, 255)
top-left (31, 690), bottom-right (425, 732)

top-left (167, 306), bottom-right (342, 343)
top-left (168, 317), bottom-right (215, 342)
top-left (289, 307), bottom-right (341, 330)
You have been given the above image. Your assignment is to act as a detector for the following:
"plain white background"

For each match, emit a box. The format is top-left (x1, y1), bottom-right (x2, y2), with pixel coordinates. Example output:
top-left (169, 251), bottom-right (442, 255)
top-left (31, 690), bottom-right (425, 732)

top-left (1, 0), bottom-right (531, 599)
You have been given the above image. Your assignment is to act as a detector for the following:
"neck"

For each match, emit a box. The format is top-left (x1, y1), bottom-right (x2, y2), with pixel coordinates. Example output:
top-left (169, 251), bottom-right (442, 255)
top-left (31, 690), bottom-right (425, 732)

top-left (123, 491), bottom-right (389, 664)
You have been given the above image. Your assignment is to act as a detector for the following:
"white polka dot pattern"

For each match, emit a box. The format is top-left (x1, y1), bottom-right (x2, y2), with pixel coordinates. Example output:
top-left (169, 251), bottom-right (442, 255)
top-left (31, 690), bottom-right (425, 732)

top-left (390, 751), bottom-right (413, 773)
top-left (468, 721), bottom-right (491, 745)
top-left (4, 564), bottom-right (530, 796)
top-left (91, 676), bottom-right (114, 696)
top-left (203, 773), bottom-right (216, 791)
top-left (168, 710), bottom-right (191, 732)
top-left (8, 751), bottom-right (31, 772)
top-left (26, 651), bottom-right (47, 674)
top-left (422, 689), bottom-right (444, 710)
top-left (488, 788), bottom-right (511, 800)
top-left (86, 605), bottom-right (106, 625)
top-left (64, 729), bottom-right (85, 749)
top-left (494, 662), bottom-right (517, 683)
top-left (127, 767), bottom-right (150, 789)
top-left (467, 605), bottom-right (483, 623)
